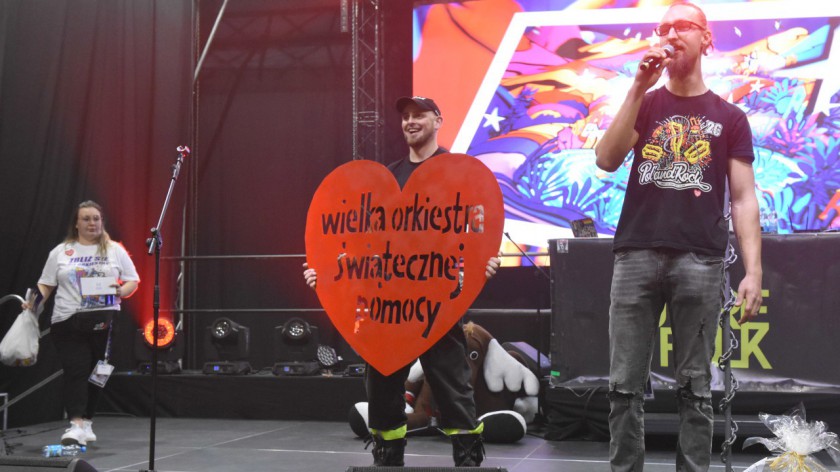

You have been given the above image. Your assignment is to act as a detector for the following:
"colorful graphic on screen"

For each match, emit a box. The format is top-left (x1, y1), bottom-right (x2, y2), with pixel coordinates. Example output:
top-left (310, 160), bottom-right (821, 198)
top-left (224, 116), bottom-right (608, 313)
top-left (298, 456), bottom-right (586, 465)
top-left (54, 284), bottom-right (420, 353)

top-left (413, 1), bottom-right (840, 262)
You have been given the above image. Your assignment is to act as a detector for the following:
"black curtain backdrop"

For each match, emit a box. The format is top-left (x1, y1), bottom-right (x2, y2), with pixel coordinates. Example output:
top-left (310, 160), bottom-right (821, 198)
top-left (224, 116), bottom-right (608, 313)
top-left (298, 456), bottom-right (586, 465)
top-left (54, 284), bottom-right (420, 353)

top-left (0, 0), bottom-right (192, 427)
top-left (0, 0), bottom-right (414, 426)
top-left (185, 0), bottom-right (412, 369)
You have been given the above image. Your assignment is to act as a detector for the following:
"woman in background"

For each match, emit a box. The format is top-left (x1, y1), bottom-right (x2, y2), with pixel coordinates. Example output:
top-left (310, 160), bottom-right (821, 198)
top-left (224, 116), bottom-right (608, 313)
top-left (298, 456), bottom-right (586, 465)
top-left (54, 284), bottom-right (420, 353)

top-left (25, 200), bottom-right (139, 446)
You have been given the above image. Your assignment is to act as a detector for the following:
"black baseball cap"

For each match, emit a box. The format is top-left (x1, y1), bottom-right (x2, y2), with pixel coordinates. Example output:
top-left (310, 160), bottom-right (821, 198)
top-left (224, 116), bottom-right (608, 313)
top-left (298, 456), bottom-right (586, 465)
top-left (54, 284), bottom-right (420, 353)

top-left (396, 96), bottom-right (441, 116)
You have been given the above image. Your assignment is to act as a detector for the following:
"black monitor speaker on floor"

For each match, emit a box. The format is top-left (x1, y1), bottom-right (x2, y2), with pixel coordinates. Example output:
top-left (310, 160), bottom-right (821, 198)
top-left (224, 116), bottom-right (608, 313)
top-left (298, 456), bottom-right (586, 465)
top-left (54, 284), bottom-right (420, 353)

top-left (0, 456), bottom-right (98, 471)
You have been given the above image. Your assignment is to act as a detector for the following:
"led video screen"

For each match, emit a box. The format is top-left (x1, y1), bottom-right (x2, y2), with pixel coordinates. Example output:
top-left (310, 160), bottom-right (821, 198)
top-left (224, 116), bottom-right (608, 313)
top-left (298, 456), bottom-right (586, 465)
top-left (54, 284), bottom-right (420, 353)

top-left (412, 1), bottom-right (840, 260)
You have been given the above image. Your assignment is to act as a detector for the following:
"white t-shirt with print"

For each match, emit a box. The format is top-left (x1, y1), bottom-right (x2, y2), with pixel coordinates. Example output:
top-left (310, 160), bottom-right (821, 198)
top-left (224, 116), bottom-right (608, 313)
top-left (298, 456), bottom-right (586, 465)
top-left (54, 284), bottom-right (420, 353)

top-left (38, 241), bottom-right (140, 324)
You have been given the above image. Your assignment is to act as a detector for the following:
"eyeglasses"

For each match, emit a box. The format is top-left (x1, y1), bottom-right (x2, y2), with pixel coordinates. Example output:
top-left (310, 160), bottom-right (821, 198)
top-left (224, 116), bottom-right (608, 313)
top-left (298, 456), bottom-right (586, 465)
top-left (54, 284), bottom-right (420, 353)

top-left (654, 19), bottom-right (705, 37)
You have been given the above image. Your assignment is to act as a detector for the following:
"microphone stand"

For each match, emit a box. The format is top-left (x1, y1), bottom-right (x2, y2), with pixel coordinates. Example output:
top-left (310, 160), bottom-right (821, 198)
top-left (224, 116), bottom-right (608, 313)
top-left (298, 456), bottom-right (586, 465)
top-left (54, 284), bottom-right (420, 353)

top-left (503, 232), bottom-right (551, 426)
top-left (142, 145), bottom-right (190, 472)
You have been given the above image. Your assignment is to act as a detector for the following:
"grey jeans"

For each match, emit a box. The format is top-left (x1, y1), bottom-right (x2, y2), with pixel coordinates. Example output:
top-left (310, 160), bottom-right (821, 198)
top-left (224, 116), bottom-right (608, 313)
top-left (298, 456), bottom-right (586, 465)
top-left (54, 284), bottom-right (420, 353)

top-left (608, 248), bottom-right (724, 472)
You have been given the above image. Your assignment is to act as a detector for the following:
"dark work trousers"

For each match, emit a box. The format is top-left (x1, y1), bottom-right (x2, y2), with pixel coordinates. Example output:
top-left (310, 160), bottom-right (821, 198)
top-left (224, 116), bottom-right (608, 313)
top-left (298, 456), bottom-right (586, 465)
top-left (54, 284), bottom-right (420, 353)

top-left (365, 320), bottom-right (478, 432)
top-left (50, 312), bottom-right (113, 419)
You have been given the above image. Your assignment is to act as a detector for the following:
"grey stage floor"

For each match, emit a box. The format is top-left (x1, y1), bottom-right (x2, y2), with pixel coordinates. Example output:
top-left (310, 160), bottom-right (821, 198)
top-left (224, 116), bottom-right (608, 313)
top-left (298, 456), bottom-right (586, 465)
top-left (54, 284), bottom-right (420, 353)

top-left (1, 416), bottom-right (811, 471)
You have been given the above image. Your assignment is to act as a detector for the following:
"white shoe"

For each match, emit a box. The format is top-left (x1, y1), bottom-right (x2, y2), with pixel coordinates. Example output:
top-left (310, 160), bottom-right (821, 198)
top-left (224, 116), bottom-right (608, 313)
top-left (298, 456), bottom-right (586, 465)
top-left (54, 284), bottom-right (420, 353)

top-left (61, 422), bottom-right (87, 446)
top-left (82, 419), bottom-right (97, 442)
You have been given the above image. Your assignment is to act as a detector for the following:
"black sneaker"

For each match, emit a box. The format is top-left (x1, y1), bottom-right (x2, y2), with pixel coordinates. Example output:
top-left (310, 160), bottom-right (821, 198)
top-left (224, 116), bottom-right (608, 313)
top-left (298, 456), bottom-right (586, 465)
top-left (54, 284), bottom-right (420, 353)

top-left (451, 433), bottom-right (484, 467)
top-left (365, 435), bottom-right (406, 466)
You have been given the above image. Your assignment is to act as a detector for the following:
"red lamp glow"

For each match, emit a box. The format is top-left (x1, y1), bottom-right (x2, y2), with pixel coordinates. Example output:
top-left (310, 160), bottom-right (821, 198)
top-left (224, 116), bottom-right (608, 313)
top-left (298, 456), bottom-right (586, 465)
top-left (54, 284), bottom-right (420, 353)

top-left (143, 318), bottom-right (176, 348)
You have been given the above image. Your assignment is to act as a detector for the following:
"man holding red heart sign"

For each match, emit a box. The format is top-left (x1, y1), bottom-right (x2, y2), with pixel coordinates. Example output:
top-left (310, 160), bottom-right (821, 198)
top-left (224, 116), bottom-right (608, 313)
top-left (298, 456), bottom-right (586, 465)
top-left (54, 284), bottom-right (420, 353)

top-left (304, 96), bottom-right (501, 467)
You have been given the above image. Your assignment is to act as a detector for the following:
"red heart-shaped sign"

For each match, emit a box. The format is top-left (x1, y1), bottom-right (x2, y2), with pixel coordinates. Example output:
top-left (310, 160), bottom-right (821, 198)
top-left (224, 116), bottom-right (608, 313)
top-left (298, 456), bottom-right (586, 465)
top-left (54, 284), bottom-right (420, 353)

top-left (305, 153), bottom-right (503, 375)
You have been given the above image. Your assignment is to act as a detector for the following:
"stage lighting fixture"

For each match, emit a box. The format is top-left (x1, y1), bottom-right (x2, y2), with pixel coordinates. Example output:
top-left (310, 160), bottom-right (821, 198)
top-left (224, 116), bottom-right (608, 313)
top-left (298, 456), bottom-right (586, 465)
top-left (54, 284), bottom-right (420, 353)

top-left (203, 317), bottom-right (252, 375)
top-left (272, 317), bottom-right (321, 376)
top-left (316, 344), bottom-right (339, 370)
top-left (134, 317), bottom-right (183, 374)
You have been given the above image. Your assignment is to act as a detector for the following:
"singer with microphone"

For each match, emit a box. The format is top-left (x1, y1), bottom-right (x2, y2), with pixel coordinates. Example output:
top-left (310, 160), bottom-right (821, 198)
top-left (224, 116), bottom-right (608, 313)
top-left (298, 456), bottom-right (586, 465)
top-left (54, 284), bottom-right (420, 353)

top-left (594, 2), bottom-right (762, 471)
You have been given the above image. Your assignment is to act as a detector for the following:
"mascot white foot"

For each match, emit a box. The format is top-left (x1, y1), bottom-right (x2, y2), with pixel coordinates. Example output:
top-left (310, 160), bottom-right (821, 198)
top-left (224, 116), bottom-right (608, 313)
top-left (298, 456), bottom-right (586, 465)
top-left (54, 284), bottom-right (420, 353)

top-left (348, 322), bottom-right (541, 444)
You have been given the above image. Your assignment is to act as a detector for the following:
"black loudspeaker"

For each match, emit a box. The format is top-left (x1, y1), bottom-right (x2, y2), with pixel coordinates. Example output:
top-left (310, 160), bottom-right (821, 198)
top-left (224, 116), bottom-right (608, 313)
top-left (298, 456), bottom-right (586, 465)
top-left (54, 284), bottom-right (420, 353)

top-left (0, 456), bottom-right (98, 471)
top-left (346, 468), bottom-right (508, 471)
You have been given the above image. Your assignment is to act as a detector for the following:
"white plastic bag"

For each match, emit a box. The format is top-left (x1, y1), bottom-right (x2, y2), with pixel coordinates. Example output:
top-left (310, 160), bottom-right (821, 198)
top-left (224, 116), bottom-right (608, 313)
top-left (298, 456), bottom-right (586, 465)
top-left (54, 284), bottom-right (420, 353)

top-left (743, 403), bottom-right (840, 472)
top-left (0, 289), bottom-right (42, 366)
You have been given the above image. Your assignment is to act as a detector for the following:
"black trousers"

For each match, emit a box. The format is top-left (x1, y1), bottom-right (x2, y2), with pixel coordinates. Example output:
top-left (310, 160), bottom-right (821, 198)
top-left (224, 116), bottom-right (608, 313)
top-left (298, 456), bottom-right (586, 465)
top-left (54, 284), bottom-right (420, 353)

top-left (50, 312), bottom-right (113, 419)
top-left (365, 320), bottom-right (478, 432)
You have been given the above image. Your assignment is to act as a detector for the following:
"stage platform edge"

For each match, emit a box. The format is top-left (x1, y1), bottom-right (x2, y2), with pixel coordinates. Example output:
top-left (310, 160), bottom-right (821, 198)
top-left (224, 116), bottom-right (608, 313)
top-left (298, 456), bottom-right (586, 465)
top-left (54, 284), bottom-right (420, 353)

top-left (543, 380), bottom-right (840, 442)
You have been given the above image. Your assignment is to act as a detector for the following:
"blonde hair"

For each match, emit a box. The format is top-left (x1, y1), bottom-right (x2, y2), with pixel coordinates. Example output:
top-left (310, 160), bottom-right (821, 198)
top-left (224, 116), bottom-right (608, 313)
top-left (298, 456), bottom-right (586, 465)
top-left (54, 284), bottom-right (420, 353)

top-left (65, 200), bottom-right (112, 255)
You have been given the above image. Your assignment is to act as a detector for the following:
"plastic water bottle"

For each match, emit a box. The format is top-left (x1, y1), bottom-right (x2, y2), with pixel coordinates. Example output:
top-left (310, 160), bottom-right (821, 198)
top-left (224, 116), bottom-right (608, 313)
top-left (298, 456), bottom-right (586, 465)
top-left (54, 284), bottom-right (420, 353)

top-left (767, 210), bottom-right (778, 233)
top-left (760, 209), bottom-right (779, 233)
top-left (42, 444), bottom-right (86, 457)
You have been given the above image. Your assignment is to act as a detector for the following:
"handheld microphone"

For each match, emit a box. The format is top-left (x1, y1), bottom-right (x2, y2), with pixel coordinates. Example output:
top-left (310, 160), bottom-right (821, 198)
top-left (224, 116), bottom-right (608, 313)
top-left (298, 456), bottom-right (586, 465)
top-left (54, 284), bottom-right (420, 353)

top-left (639, 45), bottom-right (674, 71)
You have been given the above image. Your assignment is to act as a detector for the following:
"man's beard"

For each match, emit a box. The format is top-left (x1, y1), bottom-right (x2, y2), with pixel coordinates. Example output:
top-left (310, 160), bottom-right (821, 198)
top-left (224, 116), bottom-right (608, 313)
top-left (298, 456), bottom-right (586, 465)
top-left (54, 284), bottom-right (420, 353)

top-left (405, 129), bottom-right (431, 148)
top-left (666, 54), bottom-right (693, 80)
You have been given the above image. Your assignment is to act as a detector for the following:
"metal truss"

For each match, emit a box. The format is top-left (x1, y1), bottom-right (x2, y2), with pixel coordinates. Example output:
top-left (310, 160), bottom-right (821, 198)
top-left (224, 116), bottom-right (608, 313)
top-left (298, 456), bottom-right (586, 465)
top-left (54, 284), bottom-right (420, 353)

top-left (194, 0), bottom-right (383, 162)
top-left (195, 1), bottom-right (348, 77)
top-left (349, 0), bottom-right (384, 162)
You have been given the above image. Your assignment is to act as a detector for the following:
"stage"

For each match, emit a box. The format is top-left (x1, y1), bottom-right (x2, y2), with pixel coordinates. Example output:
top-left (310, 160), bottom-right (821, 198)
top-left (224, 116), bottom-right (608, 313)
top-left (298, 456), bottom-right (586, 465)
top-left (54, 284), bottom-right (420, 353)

top-left (545, 233), bottom-right (840, 441)
top-left (3, 416), bottom-right (783, 472)
top-left (99, 371), bottom-right (368, 422)
top-left (47, 369), bottom-right (830, 472)
top-left (96, 370), bottom-right (840, 435)
top-left (4, 233), bottom-right (839, 471)
top-left (2, 1), bottom-right (840, 470)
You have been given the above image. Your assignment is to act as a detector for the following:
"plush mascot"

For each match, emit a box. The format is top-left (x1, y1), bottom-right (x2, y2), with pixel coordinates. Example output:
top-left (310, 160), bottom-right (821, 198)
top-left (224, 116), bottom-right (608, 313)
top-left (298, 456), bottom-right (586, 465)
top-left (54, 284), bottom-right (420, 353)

top-left (349, 322), bottom-right (540, 443)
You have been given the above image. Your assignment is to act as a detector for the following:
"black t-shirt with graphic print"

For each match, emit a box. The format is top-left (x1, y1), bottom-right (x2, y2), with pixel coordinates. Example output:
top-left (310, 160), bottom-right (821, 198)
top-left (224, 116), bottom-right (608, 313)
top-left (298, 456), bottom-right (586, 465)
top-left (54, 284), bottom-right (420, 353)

top-left (613, 87), bottom-right (755, 256)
